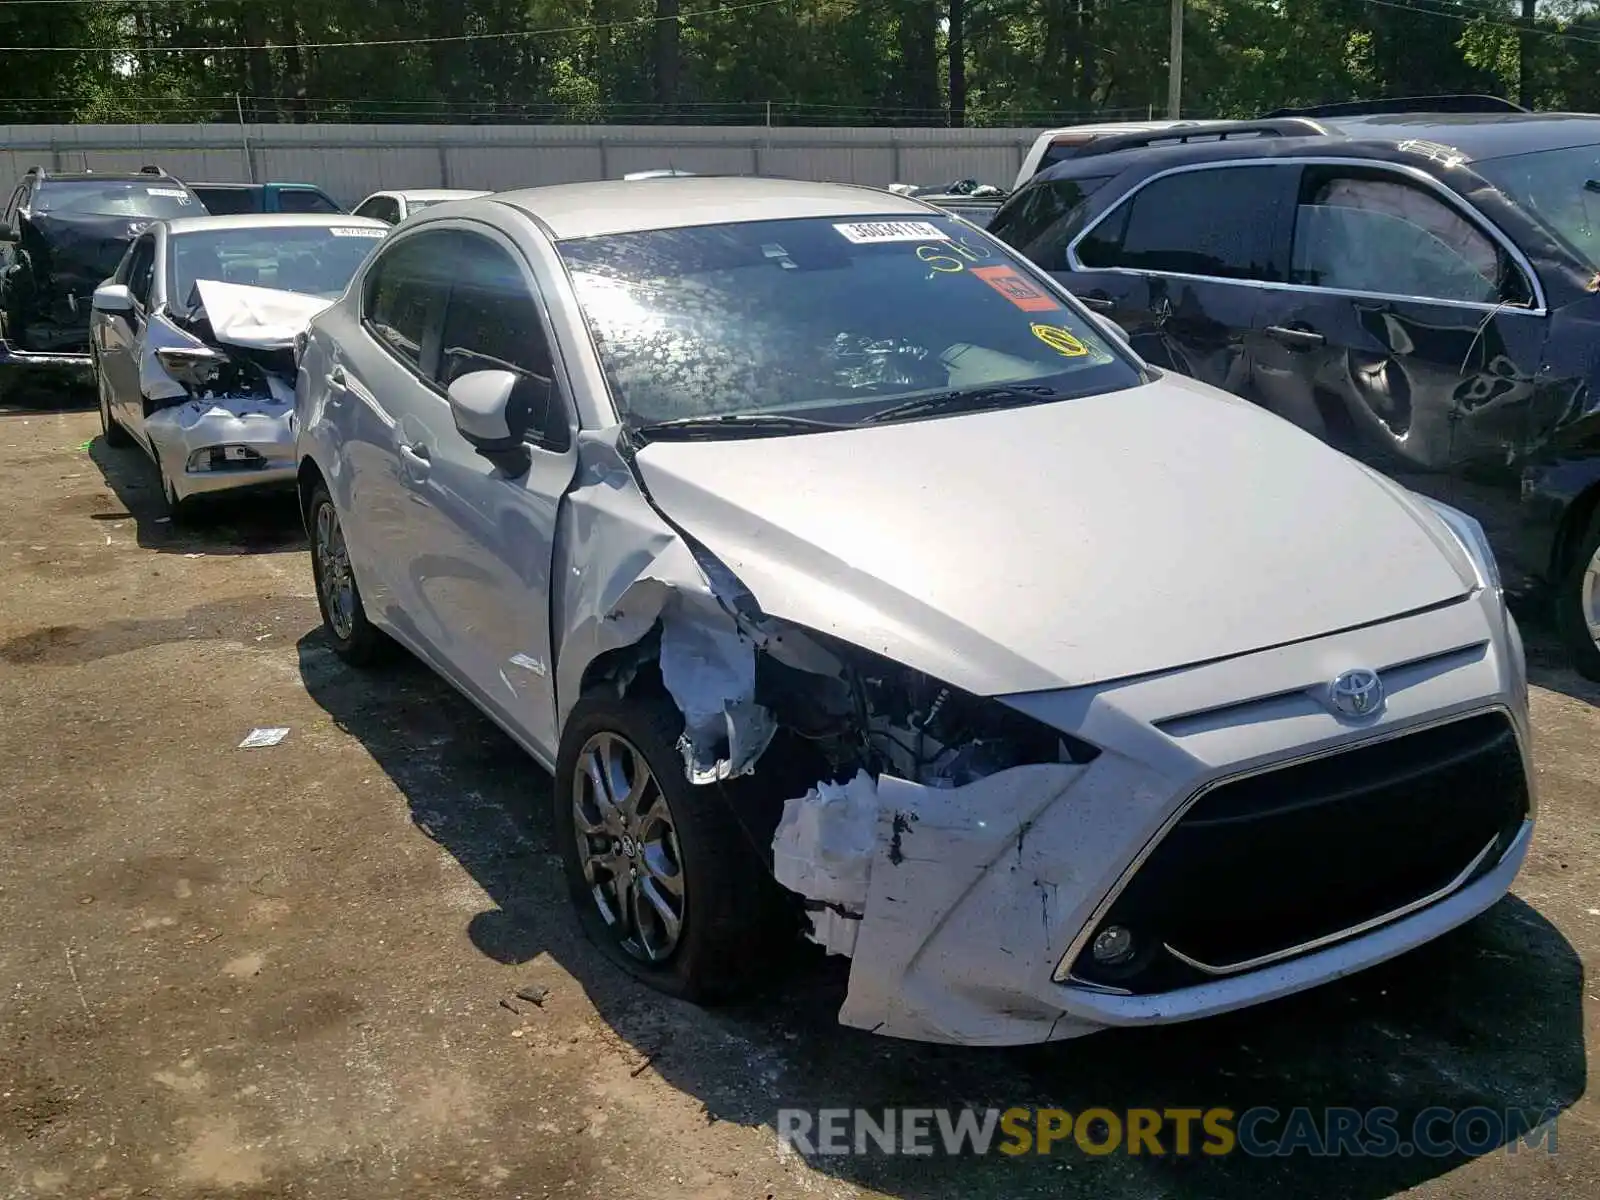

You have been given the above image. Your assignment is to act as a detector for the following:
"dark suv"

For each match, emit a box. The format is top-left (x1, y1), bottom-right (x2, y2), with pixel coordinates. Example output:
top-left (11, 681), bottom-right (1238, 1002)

top-left (0, 166), bottom-right (202, 378)
top-left (989, 108), bottom-right (1600, 678)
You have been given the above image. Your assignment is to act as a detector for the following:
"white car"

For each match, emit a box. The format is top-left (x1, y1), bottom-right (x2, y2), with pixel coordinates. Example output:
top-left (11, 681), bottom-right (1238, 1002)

top-left (350, 189), bottom-right (491, 225)
top-left (295, 177), bottom-right (1533, 1046)
top-left (90, 213), bottom-right (388, 516)
top-left (1014, 120), bottom-right (1199, 188)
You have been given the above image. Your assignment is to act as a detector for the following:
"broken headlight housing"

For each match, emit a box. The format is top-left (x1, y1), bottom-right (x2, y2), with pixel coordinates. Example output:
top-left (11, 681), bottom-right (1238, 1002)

top-left (155, 345), bottom-right (227, 393)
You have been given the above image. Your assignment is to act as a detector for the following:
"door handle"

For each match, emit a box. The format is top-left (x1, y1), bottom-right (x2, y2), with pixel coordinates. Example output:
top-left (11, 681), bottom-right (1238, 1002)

top-left (1265, 325), bottom-right (1327, 350)
top-left (325, 366), bottom-right (348, 393)
top-left (1079, 293), bottom-right (1115, 312)
top-left (399, 443), bottom-right (430, 472)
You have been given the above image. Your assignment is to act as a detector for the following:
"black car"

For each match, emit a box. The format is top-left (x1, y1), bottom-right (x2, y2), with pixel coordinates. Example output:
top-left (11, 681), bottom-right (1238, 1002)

top-left (0, 167), bottom-right (202, 378)
top-left (988, 108), bottom-right (1600, 678)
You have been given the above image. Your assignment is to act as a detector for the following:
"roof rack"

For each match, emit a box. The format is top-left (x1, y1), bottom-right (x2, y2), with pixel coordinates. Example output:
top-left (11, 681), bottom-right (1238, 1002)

top-left (1062, 117), bottom-right (1329, 162)
top-left (1263, 94), bottom-right (1527, 118)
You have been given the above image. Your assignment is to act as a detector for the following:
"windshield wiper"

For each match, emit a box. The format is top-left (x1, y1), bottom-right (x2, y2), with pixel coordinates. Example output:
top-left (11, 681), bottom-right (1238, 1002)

top-left (858, 383), bottom-right (1068, 425)
top-left (629, 412), bottom-right (849, 441)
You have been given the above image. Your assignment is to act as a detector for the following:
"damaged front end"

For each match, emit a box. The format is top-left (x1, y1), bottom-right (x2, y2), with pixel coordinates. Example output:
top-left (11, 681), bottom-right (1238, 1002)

top-left (142, 280), bottom-right (318, 501)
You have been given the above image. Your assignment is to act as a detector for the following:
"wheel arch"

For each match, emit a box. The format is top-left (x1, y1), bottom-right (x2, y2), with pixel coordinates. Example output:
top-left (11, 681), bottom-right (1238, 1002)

top-left (1550, 478), bottom-right (1600, 583)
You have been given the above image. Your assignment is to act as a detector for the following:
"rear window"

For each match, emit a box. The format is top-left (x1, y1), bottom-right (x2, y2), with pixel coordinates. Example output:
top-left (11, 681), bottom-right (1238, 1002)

top-left (278, 188), bottom-right (341, 214)
top-left (193, 187), bottom-right (261, 215)
top-left (34, 180), bottom-right (199, 219)
top-left (559, 213), bottom-right (1140, 427)
top-left (989, 174), bottom-right (1115, 266)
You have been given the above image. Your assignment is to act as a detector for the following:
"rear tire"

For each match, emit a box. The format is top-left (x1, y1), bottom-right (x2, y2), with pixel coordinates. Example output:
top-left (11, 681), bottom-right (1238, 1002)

top-left (1555, 512), bottom-right (1600, 681)
top-left (554, 690), bottom-right (777, 1003)
top-left (307, 482), bottom-right (389, 665)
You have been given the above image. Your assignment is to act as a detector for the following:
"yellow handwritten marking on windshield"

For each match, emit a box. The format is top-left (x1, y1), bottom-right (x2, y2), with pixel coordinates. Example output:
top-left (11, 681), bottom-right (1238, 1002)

top-left (915, 237), bottom-right (994, 274)
top-left (1032, 323), bottom-right (1089, 357)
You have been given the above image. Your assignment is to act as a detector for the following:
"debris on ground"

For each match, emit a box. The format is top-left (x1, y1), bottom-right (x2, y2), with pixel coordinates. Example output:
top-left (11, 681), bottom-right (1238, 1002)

top-left (238, 727), bottom-right (290, 749)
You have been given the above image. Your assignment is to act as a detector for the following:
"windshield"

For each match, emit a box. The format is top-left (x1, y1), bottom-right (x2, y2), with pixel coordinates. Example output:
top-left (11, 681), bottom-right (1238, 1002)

top-left (34, 180), bottom-right (198, 219)
top-left (1476, 142), bottom-right (1600, 270)
top-left (558, 214), bottom-right (1140, 428)
top-left (171, 224), bottom-right (385, 306)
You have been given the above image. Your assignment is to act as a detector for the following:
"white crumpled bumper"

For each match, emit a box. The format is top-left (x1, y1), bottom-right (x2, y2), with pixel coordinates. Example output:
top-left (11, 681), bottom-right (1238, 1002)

top-left (772, 590), bottom-right (1534, 1047)
top-left (145, 393), bottom-right (297, 502)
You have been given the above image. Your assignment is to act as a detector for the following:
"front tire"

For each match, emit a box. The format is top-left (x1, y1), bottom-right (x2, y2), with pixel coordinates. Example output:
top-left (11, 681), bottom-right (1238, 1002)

top-left (307, 482), bottom-right (389, 665)
top-left (95, 354), bottom-right (132, 447)
top-left (554, 690), bottom-right (776, 1002)
top-left (1555, 512), bottom-right (1600, 681)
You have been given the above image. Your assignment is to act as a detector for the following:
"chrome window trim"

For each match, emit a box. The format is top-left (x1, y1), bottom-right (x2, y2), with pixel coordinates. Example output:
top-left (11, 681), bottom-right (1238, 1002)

top-left (1162, 827), bottom-right (1517, 978)
top-left (1063, 156), bottom-right (1549, 316)
top-left (1053, 702), bottom-right (1521, 986)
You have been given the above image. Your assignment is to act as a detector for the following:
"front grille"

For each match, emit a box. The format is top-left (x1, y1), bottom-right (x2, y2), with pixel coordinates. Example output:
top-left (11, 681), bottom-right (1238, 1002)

top-left (1069, 712), bottom-right (1527, 993)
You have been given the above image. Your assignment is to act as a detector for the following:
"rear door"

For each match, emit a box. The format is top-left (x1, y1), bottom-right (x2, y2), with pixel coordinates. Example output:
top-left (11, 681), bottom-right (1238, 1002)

top-left (1252, 161), bottom-right (1547, 536)
top-left (1061, 163), bottom-right (1298, 394)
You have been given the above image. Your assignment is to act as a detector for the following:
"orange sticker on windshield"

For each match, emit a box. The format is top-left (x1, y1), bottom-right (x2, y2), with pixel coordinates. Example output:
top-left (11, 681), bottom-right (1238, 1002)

top-left (971, 265), bottom-right (1061, 312)
top-left (1032, 323), bottom-right (1089, 357)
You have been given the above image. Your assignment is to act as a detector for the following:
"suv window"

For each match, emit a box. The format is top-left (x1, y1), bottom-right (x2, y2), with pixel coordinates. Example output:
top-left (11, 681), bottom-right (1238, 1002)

top-left (1077, 165), bottom-right (1289, 281)
top-left (125, 236), bottom-right (157, 308)
top-left (990, 174), bottom-right (1115, 267)
top-left (1290, 168), bottom-right (1528, 305)
top-left (364, 232), bottom-right (451, 368)
top-left (280, 188), bottom-right (340, 214)
top-left (194, 187), bottom-right (258, 216)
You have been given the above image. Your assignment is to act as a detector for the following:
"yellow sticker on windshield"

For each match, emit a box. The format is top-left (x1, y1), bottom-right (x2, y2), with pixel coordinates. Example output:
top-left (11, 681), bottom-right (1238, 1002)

top-left (1032, 323), bottom-right (1089, 357)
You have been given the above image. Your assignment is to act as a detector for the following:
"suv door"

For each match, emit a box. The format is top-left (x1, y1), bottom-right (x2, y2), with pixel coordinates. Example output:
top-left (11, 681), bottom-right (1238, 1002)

top-left (1064, 163), bottom-right (1298, 393)
top-left (1253, 162), bottom-right (1546, 549)
top-left (395, 226), bottom-right (576, 752)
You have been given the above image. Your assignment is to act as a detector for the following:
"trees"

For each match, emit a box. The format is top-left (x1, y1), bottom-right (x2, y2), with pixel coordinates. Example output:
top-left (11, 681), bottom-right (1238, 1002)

top-left (2, 1), bottom-right (1597, 127)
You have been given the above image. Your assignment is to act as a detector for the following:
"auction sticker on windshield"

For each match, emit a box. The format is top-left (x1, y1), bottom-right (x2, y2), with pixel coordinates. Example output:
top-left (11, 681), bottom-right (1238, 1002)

top-left (147, 187), bottom-right (192, 202)
top-left (834, 221), bottom-right (949, 243)
top-left (329, 226), bottom-right (386, 238)
top-left (972, 264), bottom-right (1061, 312)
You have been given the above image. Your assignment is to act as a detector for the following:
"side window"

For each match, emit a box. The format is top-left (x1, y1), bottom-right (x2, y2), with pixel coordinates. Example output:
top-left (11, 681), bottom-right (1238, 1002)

top-left (125, 237), bottom-right (157, 308)
top-left (1078, 165), bottom-right (1290, 282)
top-left (1290, 168), bottom-right (1527, 305)
top-left (991, 174), bottom-right (1116, 268)
top-left (281, 188), bottom-right (340, 214)
top-left (363, 232), bottom-right (452, 368)
top-left (354, 196), bottom-right (397, 224)
top-left (436, 232), bottom-right (564, 447)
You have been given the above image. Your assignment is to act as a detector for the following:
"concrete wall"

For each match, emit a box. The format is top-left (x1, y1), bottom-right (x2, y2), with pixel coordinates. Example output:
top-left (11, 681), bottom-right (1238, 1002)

top-left (0, 123), bottom-right (1043, 206)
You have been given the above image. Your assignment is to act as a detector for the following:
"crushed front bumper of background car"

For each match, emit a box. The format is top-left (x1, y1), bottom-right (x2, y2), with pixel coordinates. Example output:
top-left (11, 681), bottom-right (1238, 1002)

top-left (145, 390), bottom-right (296, 502)
top-left (772, 588), bottom-right (1534, 1046)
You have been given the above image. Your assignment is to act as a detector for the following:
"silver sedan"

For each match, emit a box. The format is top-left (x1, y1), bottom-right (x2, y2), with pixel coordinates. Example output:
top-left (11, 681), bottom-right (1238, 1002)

top-left (90, 212), bottom-right (387, 518)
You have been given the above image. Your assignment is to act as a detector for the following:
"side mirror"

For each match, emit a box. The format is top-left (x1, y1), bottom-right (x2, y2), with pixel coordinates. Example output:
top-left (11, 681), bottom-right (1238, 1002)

top-left (92, 283), bottom-right (134, 314)
top-left (447, 367), bottom-right (553, 474)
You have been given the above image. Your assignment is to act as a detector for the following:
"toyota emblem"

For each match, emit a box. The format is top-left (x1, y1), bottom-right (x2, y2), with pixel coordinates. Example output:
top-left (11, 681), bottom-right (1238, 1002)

top-left (1328, 668), bottom-right (1384, 718)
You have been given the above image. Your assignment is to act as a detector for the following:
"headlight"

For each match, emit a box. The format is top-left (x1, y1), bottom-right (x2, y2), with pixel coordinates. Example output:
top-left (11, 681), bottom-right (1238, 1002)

top-left (156, 345), bottom-right (226, 392)
top-left (1424, 498), bottom-right (1501, 593)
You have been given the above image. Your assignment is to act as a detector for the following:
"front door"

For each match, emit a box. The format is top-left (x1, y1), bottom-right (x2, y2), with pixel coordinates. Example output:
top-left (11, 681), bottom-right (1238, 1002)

top-left (100, 234), bottom-right (156, 433)
top-left (1060, 163), bottom-right (1299, 395)
top-left (1249, 162), bottom-right (1549, 577)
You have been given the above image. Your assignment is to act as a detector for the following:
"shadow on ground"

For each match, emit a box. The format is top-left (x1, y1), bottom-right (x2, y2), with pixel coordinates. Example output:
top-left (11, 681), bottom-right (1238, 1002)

top-left (297, 628), bottom-right (1589, 1200)
top-left (84, 430), bottom-right (305, 555)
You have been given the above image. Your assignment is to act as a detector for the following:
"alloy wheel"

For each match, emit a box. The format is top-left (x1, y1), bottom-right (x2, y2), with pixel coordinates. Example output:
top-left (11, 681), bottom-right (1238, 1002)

top-left (314, 500), bottom-right (356, 641)
top-left (571, 731), bottom-right (686, 963)
top-left (1583, 541), bottom-right (1600, 652)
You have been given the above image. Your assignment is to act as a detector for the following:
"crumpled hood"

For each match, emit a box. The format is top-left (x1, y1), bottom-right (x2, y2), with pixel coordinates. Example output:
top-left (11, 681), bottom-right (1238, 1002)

top-left (632, 374), bottom-right (1477, 696)
top-left (194, 279), bottom-right (334, 350)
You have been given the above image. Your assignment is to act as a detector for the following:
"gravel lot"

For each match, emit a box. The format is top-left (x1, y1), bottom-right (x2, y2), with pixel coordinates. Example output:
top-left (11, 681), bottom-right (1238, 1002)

top-left (1, 389), bottom-right (1596, 1200)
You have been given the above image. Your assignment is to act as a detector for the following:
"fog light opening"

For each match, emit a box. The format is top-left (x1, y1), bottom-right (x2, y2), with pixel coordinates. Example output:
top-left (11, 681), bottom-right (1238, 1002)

top-left (188, 445), bottom-right (266, 472)
top-left (1091, 925), bottom-right (1137, 966)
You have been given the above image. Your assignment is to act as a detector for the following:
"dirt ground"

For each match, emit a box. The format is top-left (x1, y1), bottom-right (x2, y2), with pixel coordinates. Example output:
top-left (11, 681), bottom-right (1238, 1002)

top-left (0, 388), bottom-right (1596, 1200)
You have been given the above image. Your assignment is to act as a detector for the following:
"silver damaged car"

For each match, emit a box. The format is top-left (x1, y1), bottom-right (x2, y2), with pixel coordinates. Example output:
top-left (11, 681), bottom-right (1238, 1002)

top-left (92, 212), bottom-right (388, 517)
top-left (294, 178), bottom-right (1534, 1047)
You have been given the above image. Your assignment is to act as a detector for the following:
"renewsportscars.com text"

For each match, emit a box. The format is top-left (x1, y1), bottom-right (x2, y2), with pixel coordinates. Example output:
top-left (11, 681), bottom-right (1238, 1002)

top-left (776, 1106), bottom-right (1560, 1159)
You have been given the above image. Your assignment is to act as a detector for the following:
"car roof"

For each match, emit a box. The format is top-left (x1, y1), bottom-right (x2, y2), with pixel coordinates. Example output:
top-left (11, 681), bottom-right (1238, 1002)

top-left (494, 176), bottom-right (935, 239)
top-left (160, 212), bottom-right (388, 235)
top-left (34, 171), bottom-right (182, 185)
top-left (1032, 111), bottom-right (1600, 183)
top-left (187, 181), bottom-right (321, 189)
